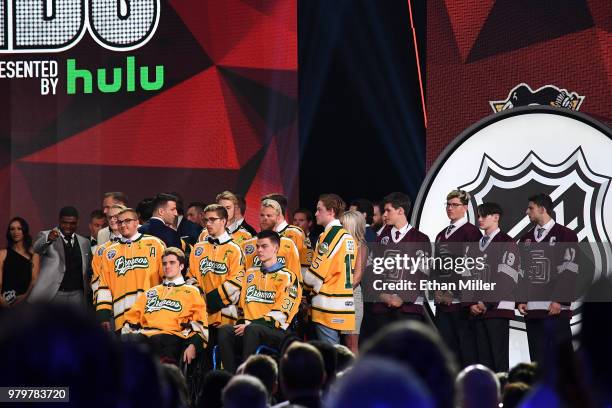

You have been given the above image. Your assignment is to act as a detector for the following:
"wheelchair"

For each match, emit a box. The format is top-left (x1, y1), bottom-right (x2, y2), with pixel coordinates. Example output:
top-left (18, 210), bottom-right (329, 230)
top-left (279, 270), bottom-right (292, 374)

top-left (121, 323), bottom-right (209, 407)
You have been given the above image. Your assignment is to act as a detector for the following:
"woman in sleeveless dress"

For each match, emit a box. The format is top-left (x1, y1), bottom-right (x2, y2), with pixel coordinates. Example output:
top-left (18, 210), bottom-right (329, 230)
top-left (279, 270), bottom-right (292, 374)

top-left (0, 217), bottom-right (39, 307)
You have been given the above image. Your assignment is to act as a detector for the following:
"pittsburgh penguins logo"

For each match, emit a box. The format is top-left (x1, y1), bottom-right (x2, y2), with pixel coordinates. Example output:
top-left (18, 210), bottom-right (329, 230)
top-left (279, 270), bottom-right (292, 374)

top-left (490, 83), bottom-right (584, 112)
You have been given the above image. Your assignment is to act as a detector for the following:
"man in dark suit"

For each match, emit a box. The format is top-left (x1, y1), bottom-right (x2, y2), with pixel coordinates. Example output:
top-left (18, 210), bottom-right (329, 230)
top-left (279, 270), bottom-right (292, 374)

top-left (29, 206), bottom-right (92, 307)
top-left (138, 193), bottom-right (182, 248)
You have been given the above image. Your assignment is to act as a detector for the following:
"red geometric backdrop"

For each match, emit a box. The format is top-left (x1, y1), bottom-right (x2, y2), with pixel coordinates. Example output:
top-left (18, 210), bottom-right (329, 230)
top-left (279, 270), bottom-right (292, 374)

top-left (426, 0), bottom-right (611, 167)
top-left (0, 0), bottom-right (297, 236)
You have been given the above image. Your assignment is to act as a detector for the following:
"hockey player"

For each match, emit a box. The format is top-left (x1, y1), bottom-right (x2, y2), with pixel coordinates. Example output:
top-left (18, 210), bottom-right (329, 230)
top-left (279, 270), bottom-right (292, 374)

top-left (123, 247), bottom-right (208, 364)
top-left (241, 200), bottom-right (301, 281)
top-left (366, 193), bottom-right (431, 339)
top-left (468, 202), bottom-right (519, 372)
top-left (197, 191), bottom-right (252, 245)
top-left (432, 190), bottom-right (482, 367)
top-left (91, 204), bottom-right (125, 304)
top-left (188, 204), bottom-right (245, 328)
top-left (217, 230), bottom-right (301, 372)
top-left (263, 193), bottom-right (310, 277)
top-left (304, 194), bottom-right (356, 344)
top-left (517, 193), bottom-right (578, 362)
top-left (96, 208), bottom-right (166, 332)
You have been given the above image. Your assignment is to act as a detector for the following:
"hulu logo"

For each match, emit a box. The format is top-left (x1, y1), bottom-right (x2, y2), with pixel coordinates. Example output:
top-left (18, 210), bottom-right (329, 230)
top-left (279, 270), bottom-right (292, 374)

top-left (67, 57), bottom-right (164, 94)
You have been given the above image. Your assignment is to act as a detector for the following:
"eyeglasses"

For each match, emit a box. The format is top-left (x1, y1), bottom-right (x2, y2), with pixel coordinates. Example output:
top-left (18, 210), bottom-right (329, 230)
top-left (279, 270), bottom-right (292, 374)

top-left (203, 217), bottom-right (222, 224)
top-left (108, 215), bottom-right (118, 221)
top-left (445, 203), bottom-right (464, 208)
top-left (116, 218), bottom-right (137, 225)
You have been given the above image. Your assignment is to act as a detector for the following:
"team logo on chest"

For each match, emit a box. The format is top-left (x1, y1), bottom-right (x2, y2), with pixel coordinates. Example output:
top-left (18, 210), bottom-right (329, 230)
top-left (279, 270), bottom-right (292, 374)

top-left (245, 285), bottom-right (275, 304)
top-left (199, 256), bottom-right (228, 275)
top-left (114, 256), bottom-right (149, 276)
top-left (145, 291), bottom-right (182, 313)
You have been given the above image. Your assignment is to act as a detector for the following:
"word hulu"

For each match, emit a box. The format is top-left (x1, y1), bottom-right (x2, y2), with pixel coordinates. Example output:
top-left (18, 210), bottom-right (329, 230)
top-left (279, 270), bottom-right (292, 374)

top-left (67, 57), bottom-right (164, 94)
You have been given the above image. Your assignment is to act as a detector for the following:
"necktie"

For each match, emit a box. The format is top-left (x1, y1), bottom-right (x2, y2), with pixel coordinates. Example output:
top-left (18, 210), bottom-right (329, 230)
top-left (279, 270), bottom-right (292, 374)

top-left (481, 236), bottom-right (490, 246)
top-left (537, 228), bottom-right (545, 239)
top-left (66, 236), bottom-right (73, 249)
top-left (446, 225), bottom-right (455, 235)
top-left (395, 231), bottom-right (401, 241)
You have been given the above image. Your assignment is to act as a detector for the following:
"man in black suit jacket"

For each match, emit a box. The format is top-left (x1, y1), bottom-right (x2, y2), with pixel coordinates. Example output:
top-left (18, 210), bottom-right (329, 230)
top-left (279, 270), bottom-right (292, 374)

top-left (138, 193), bottom-right (182, 248)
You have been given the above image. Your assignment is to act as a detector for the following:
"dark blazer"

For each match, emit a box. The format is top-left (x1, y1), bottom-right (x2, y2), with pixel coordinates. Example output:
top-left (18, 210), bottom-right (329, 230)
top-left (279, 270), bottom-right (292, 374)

top-left (177, 218), bottom-right (203, 246)
top-left (139, 218), bottom-right (182, 248)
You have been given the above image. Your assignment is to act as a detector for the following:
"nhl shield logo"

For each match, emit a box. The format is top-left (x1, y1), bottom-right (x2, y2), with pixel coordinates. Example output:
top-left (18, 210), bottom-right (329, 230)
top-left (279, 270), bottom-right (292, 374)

top-left (459, 147), bottom-right (611, 277)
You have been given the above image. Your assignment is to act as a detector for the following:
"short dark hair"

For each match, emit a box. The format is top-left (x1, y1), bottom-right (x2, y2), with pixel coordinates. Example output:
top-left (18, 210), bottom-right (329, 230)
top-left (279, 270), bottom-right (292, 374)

top-left (308, 340), bottom-right (338, 389)
top-left (223, 375), bottom-right (268, 408)
top-left (59, 206), bottom-right (79, 219)
top-left (243, 355), bottom-right (278, 398)
top-left (477, 202), bottom-right (503, 218)
top-left (528, 193), bottom-right (553, 215)
top-left (136, 198), bottom-right (154, 223)
top-left (201, 370), bottom-right (233, 408)
top-left (235, 194), bottom-right (247, 215)
top-left (293, 208), bottom-right (313, 222)
top-left (349, 198), bottom-right (374, 224)
top-left (262, 193), bottom-right (288, 216)
top-left (257, 230), bottom-right (281, 247)
top-left (167, 192), bottom-right (184, 215)
top-left (187, 201), bottom-right (206, 212)
top-left (152, 193), bottom-right (178, 213)
top-left (318, 194), bottom-right (345, 218)
top-left (104, 192), bottom-right (128, 206)
top-left (383, 192), bottom-right (412, 216)
top-left (280, 342), bottom-right (325, 395)
top-left (204, 204), bottom-right (228, 220)
top-left (90, 209), bottom-right (105, 221)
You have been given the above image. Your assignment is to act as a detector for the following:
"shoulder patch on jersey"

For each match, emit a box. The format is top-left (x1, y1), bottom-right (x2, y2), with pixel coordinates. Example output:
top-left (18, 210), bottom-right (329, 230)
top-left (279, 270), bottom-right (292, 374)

top-left (346, 239), bottom-right (355, 252)
top-left (318, 242), bottom-right (329, 255)
top-left (381, 236), bottom-right (390, 245)
top-left (245, 244), bottom-right (255, 255)
top-left (107, 249), bottom-right (117, 259)
top-left (195, 246), bottom-right (203, 257)
top-left (146, 289), bottom-right (157, 298)
top-left (97, 246), bottom-right (105, 256)
top-left (246, 273), bottom-right (255, 283)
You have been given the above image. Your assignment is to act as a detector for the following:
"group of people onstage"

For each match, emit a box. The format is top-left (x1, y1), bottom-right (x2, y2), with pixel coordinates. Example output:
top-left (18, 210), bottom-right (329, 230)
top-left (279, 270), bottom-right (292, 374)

top-left (0, 188), bottom-right (579, 374)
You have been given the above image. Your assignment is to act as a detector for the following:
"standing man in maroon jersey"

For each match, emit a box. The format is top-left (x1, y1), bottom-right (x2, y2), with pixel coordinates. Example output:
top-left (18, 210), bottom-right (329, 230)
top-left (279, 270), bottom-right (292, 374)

top-left (432, 189), bottom-right (482, 367)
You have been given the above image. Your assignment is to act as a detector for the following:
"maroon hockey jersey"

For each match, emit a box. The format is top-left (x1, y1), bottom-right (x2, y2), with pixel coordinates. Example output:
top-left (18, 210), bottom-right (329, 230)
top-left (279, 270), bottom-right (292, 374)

top-left (518, 222), bottom-right (579, 319)
top-left (433, 220), bottom-right (482, 312)
top-left (372, 226), bottom-right (431, 316)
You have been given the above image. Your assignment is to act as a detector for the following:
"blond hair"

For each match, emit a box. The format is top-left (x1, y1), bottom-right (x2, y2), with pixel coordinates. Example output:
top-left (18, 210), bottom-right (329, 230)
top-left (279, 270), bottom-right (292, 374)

top-left (216, 191), bottom-right (239, 205)
top-left (447, 190), bottom-right (471, 205)
top-left (340, 210), bottom-right (366, 246)
top-left (163, 247), bottom-right (186, 265)
top-left (261, 199), bottom-right (282, 216)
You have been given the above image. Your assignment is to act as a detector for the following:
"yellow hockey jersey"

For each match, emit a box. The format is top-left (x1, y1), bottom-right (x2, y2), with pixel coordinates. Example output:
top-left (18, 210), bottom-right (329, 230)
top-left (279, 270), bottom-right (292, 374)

top-left (124, 278), bottom-right (208, 347)
top-left (241, 236), bottom-right (302, 282)
top-left (91, 236), bottom-right (120, 303)
top-left (277, 222), bottom-right (311, 270)
top-left (226, 263), bottom-right (301, 330)
top-left (198, 226), bottom-right (252, 246)
top-left (303, 220), bottom-right (356, 331)
top-left (96, 234), bottom-right (166, 330)
top-left (187, 232), bottom-right (245, 326)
